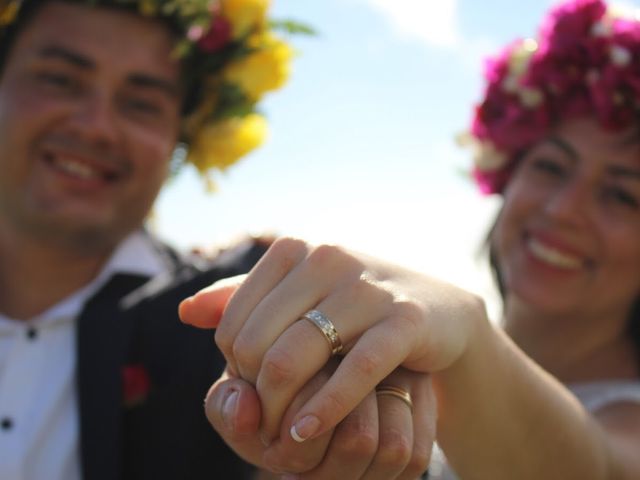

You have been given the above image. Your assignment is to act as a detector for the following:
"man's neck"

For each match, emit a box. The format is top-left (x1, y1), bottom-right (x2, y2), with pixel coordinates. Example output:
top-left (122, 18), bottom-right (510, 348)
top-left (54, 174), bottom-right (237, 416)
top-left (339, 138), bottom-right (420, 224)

top-left (0, 233), bottom-right (113, 321)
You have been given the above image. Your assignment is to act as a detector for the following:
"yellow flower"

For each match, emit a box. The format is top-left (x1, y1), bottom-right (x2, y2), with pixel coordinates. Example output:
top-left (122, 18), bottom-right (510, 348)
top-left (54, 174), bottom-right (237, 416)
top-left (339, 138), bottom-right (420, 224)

top-left (188, 113), bottom-right (267, 174)
top-left (0, 0), bottom-right (20, 26)
top-left (138, 0), bottom-right (158, 16)
top-left (223, 33), bottom-right (293, 99)
top-left (221, 0), bottom-right (270, 39)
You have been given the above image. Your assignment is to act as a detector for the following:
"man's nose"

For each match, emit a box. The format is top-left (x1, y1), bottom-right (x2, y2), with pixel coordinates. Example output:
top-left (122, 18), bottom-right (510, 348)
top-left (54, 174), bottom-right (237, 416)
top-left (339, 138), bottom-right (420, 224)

top-left (67, 91), bottom-right (120, 148)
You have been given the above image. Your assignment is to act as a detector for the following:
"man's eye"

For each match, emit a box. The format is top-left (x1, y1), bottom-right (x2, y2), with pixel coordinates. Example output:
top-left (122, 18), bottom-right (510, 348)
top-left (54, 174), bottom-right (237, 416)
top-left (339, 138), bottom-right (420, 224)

top-left (126, 98), bottom-right (162, 114)
top-left (37, 72), bottom-right (75, 89)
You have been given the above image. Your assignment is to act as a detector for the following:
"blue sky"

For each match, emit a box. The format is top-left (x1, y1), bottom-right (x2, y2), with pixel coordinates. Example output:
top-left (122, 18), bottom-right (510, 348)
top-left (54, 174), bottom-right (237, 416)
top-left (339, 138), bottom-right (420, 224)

top-left (154, 0), bottom-right (640, 317)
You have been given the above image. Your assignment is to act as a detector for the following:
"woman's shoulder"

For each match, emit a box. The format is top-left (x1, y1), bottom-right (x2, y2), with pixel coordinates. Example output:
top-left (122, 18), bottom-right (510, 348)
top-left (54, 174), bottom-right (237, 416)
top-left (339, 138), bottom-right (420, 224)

top-left (568, 379), bottom-right (640, 412)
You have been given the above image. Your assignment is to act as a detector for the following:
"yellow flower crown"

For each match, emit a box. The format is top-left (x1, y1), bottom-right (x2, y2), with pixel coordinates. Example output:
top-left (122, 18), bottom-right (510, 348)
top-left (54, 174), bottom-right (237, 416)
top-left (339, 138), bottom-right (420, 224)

top-left (0, 0), bottom-right (311, 188)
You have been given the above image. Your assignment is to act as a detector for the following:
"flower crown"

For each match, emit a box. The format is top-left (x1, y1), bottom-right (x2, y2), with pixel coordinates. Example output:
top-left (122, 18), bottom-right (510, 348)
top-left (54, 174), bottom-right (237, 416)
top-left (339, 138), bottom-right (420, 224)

top-left (0, 0), bottom-right (311, 188)
top-left (461, 0), bottom-right (640, 194)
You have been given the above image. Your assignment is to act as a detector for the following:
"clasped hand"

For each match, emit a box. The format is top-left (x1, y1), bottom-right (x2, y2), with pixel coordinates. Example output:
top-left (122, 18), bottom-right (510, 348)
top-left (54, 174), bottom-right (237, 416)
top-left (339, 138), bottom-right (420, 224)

top-left (180, 238), bottom-right (485, 478)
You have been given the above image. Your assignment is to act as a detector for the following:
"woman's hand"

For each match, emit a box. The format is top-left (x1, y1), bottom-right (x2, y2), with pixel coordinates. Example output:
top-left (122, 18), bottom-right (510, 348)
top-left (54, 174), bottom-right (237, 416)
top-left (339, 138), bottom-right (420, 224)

top-left (180, 237), bottom-right (487, 445)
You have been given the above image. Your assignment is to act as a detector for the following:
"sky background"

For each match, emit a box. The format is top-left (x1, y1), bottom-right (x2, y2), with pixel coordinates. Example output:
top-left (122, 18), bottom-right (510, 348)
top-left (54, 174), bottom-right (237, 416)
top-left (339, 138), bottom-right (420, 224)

top-left (154, 0), bottom-right (640, 319)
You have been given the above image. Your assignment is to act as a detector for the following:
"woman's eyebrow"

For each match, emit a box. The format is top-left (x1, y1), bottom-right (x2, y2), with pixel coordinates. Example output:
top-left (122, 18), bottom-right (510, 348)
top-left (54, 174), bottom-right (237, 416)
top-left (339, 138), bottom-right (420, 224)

top-left (607, 165), bottom-right (640, 180)
top-left (543, 136), bottom-right (578, 161)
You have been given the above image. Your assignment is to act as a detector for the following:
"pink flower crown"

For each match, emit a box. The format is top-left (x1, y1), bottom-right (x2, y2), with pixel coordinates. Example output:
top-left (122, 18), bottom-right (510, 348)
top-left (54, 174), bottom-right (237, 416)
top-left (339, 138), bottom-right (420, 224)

top-left (461, 0), bottom-right (640, 194)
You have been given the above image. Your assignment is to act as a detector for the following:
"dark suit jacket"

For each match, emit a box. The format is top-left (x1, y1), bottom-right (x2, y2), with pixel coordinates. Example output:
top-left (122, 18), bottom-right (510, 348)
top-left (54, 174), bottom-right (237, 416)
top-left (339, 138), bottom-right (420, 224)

top-left (75, 236), bottom-right (267, 479)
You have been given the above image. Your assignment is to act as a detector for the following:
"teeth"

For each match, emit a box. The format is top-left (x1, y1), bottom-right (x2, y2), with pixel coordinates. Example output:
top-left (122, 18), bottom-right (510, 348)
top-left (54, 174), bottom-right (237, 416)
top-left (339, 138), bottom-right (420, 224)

top-left (527, 238), bottom-right (582, 269)
top-left (52, 158), bottom-right (100, 180)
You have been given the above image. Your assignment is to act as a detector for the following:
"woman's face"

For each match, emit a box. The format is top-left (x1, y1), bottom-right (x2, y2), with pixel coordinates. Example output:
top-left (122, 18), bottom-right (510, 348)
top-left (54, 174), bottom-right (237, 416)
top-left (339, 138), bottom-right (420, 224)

top-left (493, 117), bottom-right (640, 320)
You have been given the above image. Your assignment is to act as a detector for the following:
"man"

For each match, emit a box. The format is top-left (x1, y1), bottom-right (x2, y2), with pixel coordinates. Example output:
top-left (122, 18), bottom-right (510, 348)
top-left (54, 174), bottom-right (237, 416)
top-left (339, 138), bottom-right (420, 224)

top-left (0, 1), bottom-right (285, 478)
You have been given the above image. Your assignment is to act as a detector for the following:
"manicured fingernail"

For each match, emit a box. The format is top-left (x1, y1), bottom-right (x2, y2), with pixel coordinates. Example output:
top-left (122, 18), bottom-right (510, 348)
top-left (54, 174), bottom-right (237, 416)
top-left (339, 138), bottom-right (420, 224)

top-left (290, 415), bottom-right (320, 443)
top-left (222, 390), bottom-right (238, 429)
top-left (281, 475), bottom-right (299, 480)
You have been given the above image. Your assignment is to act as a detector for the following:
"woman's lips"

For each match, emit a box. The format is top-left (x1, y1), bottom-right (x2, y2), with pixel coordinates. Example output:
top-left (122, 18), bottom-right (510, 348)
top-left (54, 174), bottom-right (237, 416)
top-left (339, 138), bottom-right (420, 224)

top-left (525, 235), bottom-right (585, 270)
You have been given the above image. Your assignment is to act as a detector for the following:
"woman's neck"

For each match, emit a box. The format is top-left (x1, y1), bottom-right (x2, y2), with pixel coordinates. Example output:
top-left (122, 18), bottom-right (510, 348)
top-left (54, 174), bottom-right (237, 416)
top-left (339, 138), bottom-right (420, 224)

top-left (503, 297), bottom-right (639, 383)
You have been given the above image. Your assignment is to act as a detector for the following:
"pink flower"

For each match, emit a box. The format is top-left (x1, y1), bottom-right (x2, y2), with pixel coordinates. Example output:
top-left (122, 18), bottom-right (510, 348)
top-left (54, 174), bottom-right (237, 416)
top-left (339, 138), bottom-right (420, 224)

top-left (122, 364), bottom-right (151, 407)
top-left (197, 16), bottom-right (232, 53)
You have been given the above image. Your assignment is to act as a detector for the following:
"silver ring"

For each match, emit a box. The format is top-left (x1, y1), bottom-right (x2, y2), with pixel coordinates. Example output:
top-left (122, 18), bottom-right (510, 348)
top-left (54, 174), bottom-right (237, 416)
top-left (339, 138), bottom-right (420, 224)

top-left (302, 309), bottom-right (343, 356)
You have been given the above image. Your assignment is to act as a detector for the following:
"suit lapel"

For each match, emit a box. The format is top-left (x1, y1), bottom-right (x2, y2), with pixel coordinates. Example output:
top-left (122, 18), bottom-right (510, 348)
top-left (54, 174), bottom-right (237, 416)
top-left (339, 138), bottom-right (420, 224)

top-left (76, 273), bottom-right (150, 480)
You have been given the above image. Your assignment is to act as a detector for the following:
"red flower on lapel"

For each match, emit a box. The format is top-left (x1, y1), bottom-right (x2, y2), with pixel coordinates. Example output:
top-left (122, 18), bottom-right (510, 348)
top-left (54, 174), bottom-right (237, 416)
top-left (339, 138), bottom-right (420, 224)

top-left (122, 364), bottom-right (151, 407)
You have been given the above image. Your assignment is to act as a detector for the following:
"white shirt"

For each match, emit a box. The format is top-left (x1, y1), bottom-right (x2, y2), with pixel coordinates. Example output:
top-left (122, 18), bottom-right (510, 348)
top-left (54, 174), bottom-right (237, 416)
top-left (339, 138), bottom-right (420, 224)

top-left (0, 231), bottom-right (168, 480)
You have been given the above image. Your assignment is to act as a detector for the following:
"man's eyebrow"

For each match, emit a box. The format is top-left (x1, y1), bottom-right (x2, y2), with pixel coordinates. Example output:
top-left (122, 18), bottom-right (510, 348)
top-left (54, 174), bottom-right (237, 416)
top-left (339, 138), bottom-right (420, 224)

top-left (37, 45), bottom-right (180, 98)
top-left (128, 74), bottom-right (181, 98)
top-left (37, 45), bottom-right (93, 69)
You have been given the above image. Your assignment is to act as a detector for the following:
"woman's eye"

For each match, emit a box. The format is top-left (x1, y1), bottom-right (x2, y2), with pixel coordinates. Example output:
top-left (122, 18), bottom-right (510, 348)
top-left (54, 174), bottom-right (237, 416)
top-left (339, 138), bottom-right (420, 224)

top-left (530, 157), bottom-right (567, 177)
top-left (602, 186), bottom-right (640, 210)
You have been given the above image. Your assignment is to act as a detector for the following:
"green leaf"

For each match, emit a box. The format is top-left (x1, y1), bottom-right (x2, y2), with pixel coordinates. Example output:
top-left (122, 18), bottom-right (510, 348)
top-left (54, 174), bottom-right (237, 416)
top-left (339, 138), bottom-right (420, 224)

top-left (269, 19), bottom-right (317, 36)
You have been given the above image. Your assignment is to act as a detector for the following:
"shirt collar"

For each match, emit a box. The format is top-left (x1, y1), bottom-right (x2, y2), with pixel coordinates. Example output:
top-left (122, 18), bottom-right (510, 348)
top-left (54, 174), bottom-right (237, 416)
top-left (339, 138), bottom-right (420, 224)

top-left (0, 230), bottom-right (169, 329)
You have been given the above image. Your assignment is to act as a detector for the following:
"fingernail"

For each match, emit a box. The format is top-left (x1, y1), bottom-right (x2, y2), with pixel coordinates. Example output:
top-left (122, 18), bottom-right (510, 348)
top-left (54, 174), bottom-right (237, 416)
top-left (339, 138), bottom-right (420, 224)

top-left (290, 415), bottom-right (320, 443)
top-left (281, 475), bottom-right (299, 480)
top-left (222, 390), bottom-right (238, 429)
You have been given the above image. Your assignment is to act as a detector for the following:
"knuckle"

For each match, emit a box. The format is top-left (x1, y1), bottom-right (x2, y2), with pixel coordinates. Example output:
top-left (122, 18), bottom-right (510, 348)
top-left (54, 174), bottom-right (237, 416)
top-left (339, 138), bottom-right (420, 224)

top-left (268, 237), bottom-right (308, 272)
top-left (231, 336), bottom-right (261, 376)
top-left (350, 349), bottom-right (382, 378)
top-left (404, 444), bottom-right (432, 478)
top-left (213, 328), bottom-right (234, 358)
top-left (306, 243), bottom-right (348, 270)
top-left (259, 347), bottom-right (298, 389)
top-left (334, 419), bottom-right (378, 460)
top-left (375, 426), bottom-right (413, 468)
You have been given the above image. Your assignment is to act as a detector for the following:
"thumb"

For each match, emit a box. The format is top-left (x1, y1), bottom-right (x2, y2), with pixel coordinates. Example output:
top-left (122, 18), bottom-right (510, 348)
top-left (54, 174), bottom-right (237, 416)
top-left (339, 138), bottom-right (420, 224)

top-left (178, 274), bottom-right (245, 328)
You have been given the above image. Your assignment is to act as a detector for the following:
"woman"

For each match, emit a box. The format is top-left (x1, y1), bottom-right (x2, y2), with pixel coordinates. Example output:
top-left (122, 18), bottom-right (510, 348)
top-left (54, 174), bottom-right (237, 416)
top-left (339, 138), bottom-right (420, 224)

top-left (181, 0), bottom-right (640, 478)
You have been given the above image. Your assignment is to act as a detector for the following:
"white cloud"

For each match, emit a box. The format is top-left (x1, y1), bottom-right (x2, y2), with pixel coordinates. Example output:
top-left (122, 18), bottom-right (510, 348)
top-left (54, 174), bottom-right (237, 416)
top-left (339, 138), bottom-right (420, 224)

top-left (363, 0), bottom-right (461, 48)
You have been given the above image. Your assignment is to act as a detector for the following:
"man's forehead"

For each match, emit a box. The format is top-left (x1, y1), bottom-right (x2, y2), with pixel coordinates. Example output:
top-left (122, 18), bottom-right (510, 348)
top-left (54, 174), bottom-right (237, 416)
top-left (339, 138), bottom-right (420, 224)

top-left (17, 2), bottom-right (180, 78)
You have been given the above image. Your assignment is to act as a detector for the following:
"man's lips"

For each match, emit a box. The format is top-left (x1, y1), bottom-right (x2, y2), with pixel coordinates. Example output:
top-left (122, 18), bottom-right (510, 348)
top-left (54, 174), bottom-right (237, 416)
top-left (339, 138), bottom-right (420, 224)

top-left (42, 150), bottom-right (124, 183)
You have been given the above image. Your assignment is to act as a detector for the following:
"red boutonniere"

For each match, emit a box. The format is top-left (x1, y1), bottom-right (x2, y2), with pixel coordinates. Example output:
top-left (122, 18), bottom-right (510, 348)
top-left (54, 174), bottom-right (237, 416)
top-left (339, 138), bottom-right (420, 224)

top-left (122, 364), bottom-right (151, 408)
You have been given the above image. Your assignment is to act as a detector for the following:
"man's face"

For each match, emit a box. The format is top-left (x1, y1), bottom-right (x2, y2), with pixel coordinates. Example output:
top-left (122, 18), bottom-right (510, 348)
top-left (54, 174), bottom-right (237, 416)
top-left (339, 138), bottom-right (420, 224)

top-left (0, 1), bottom-right (182, 253)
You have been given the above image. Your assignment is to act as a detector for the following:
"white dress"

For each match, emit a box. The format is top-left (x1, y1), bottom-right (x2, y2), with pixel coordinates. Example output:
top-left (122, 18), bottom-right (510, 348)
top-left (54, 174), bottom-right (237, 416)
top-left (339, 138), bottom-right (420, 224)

top-left (427, 380), bottom-right (640, 479)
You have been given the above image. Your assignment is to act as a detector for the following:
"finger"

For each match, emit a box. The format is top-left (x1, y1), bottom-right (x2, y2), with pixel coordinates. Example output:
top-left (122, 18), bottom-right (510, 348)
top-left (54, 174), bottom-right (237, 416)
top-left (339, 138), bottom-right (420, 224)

top-left (256, 278), bottom-right (394, 442)
top-left (294, 391), bottom-right (379, 480)
top-left (178, 274), bottom-right (245, 328)
top-left (362, 383), bottom-right (414, 479)
top-left (397, 378), bottom-right (435, 480)
top-left (203, 369), bottom-right (265, 466)
top-left (260, 362), bottom-right (339, 474)
top-left (214, 238), bottom-right (309, 379)
top-left (225, 243), bottom-right (350, 384)
top-left (288, 317), bottom-right (417, 443)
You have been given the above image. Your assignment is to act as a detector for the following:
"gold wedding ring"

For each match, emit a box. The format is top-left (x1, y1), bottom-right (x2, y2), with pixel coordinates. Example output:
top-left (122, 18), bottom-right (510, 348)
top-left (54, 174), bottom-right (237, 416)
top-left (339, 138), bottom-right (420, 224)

top-left (302, 309), bottom-right (343, 356)
top-left (375, 385), bottom-right (413, 411)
